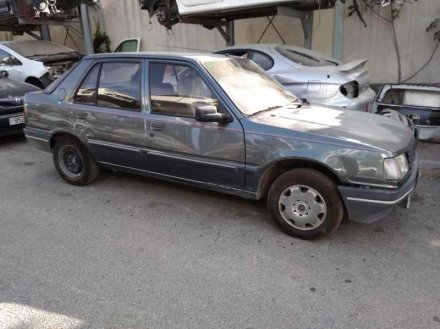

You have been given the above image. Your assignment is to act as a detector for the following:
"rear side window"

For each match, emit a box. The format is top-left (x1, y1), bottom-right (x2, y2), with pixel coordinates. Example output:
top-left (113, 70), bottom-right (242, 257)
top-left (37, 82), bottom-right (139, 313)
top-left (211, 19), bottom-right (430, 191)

top-left (98, 62), bottom-right (141, 111)
top-left (74, 61), bottom-right (142, 111)
top-left (248, 51), bottom-right (273, 71)
top-left (74, 64), bottom-right (100, 105)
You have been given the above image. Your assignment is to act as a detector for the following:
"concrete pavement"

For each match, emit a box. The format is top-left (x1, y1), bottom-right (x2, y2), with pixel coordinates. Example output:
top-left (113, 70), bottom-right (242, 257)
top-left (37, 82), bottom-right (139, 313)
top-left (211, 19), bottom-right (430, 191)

top-left (0, 136), bottom-right (439, 329)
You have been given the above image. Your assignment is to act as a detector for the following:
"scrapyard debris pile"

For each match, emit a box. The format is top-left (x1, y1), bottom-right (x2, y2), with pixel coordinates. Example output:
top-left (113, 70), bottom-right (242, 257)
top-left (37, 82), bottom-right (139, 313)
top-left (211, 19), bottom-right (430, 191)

top-left (0, 0), bottom-right (93, 21)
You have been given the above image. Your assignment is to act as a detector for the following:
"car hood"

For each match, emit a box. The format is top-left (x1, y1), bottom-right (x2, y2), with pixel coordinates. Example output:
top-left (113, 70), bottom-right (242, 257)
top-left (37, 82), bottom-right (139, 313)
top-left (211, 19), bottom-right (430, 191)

top-left (0, 78), bottom-right (39, 98)
top-left (249, 105), bottom-right (414, 154)
top-left (31, 52), bottom-right (83, 64)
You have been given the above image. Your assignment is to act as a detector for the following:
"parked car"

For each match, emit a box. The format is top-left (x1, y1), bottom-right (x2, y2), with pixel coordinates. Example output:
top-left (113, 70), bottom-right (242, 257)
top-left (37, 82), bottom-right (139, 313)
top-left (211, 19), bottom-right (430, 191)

top-left (0, 40), bottom-right (82, 89)
top-left (373, 84), bottom-right (440, 141)
top-left (216, 44), bottom-right (376, 112)
top-left (24, 53), bottom-right (418, 239)
top-left (0, 71), bottom-right (38, 136)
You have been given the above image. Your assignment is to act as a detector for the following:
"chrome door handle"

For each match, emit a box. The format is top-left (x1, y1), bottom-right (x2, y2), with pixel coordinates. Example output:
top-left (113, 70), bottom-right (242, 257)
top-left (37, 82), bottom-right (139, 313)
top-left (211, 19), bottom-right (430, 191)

top-left (151, 122), bottom-right (165, 131)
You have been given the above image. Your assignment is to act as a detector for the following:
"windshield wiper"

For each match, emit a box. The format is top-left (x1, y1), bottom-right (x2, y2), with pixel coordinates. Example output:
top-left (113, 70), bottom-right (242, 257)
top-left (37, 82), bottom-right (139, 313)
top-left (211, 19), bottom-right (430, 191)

top-left (248, 105), bottom-right (284, 117)
top-left (248, 100), bottom-right (303, 117)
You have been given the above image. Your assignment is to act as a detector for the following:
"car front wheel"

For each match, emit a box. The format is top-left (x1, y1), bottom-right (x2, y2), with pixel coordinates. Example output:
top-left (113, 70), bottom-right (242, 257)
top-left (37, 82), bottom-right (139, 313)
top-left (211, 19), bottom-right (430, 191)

top-left (53, 136), bottom-right (100, 186)
top-left (268, 168), bottom-right (344, 240)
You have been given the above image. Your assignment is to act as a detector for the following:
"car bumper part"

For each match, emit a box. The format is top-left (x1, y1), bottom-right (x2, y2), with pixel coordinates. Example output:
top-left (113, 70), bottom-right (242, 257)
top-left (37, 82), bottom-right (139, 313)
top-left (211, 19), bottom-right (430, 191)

top-left (315, 87), bottom-right (376, 112)
top-left (23, 127), bottom-right (52, 152)
top-left (0, 112), bottom-right (25, 136)
top-left (338, 151), bottom-right (419, 224)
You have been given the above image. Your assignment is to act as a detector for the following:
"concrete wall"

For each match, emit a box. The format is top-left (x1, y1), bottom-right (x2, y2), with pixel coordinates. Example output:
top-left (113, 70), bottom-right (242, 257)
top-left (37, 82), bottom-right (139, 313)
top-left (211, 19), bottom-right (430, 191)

top-left (1, 0), bottom-right (438, 84)
top-left (341, 0), bottom-right (440, 83)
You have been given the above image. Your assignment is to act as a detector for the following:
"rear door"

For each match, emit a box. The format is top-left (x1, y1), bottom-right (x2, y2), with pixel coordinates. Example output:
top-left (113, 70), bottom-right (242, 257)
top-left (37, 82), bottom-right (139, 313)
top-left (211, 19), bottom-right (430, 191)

top-left (71, 59), bottom-right (148, 170)
top-left (144, 60), bottom-right (246, 189)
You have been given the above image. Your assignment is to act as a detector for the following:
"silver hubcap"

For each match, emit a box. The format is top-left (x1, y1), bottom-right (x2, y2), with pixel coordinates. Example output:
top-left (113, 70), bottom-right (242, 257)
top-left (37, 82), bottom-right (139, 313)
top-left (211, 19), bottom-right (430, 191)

top-left (278, 185), bottom-right (327, 231)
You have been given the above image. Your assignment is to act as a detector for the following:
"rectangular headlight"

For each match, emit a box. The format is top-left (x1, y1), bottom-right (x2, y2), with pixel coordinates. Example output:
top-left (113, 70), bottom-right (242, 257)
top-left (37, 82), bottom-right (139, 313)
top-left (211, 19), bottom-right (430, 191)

top-left (384, 154), bottom-right (409, 181)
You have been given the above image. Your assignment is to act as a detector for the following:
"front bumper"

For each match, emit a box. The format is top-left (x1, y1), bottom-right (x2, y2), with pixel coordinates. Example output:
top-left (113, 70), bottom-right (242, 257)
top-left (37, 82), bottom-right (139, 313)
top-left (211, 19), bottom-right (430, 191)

top-left (338, 151), bottom-right (419, 223)
top-left (0, 111), bottom-right (25, 136)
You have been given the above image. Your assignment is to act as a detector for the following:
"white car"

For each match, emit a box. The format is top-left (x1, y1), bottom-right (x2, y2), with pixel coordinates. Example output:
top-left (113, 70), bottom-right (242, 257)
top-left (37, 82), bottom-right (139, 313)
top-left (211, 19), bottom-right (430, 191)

top-left (0, 40), bottom-right (82, 88)
top-left (216, 44), bottom-right (376, 111)
top-left (139, 0), bottom-right (331, 28)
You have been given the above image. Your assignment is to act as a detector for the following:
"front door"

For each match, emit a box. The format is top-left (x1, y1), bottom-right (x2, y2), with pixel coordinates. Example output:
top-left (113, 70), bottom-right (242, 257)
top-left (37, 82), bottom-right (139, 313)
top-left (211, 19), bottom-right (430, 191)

top-left (145, 61), bottom-right (245, 189)
top-left (70, 60), bottom-right (148, 170)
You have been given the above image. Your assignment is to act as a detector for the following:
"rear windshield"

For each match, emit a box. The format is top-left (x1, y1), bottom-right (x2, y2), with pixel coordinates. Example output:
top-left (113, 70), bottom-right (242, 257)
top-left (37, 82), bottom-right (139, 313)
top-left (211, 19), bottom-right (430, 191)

top-left (276, 45), bottom-right (339, 67)
top-left (6, 41), bottom-right (78, 58)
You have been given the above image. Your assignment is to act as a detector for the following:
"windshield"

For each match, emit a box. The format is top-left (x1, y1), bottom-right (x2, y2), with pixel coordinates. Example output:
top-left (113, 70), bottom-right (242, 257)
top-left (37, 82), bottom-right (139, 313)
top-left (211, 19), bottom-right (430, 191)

top-left (202, 57), bottom-right (297, 116)
top-left (276, 45), bottom-right (339, 67)
top-left (6, 41), bottom-right (78, 58)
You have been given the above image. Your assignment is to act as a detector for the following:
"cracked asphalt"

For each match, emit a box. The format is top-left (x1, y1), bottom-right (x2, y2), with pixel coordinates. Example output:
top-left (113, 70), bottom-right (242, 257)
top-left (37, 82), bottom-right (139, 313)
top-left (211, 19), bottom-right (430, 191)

top-left (0, 135), bottom-right (439, 329)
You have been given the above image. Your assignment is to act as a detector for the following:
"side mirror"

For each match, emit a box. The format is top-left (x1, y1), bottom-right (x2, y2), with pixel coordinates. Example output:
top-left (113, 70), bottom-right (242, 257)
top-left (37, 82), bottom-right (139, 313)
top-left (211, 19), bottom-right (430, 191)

top-left (0, 70), bottom-right (8, 78)
top-left (195, 105), bottom-right (224, 123)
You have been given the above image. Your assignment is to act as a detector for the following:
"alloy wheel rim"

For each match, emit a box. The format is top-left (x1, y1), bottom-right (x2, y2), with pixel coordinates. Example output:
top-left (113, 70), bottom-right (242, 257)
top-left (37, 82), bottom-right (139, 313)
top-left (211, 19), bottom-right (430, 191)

top-left (278, 185), bottom-right (327, 231)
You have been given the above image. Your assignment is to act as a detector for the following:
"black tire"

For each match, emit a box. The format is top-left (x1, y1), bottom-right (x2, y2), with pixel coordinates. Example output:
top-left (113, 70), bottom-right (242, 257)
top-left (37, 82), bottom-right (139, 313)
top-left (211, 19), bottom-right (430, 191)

top-left (267, 168), bottom-right (344, 240)
top-left (53, 136), bottom-right (100, 186)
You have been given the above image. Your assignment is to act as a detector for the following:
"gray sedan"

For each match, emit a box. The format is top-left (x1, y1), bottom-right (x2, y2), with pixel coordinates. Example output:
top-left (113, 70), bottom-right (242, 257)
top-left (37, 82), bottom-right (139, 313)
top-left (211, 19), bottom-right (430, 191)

top-left (24, 53), bottom-right (417, 239)
top-left (216, 44), bottom-right (376, 111)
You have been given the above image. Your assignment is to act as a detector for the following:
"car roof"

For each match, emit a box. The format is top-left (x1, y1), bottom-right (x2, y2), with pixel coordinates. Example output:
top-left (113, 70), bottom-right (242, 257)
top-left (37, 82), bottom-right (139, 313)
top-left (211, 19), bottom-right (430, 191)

top-left (84, 52), bottom-right (229, 63)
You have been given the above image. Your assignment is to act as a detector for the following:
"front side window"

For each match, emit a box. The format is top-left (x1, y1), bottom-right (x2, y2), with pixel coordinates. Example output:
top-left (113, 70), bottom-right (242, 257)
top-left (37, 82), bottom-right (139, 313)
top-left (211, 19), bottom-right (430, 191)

top-left (97, 62), bottom-right (142, 111)
top-left (149, 63), bottom-right (219, 117)
top-left (74, 64), bottom-right (100, 105)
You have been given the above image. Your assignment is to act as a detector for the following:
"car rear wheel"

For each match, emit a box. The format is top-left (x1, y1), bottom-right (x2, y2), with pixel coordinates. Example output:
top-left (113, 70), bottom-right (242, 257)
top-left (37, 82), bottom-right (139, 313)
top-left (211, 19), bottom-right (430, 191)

top-left (53, 136), bottom-right (100, 186)
top-left (267, 168), bottom-right (344, 240)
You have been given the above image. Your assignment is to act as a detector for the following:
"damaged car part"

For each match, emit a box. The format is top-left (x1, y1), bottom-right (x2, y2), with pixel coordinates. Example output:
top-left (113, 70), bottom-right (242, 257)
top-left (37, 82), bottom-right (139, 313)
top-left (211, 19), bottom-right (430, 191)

top-left (0, 40), bottom-right (82, 88)
top-left (138, 0), bottom-right (336, 29)
top-left (373, 84), bottom-right (440, 141)
top-left (216, 44), bottom-right (376, 111)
